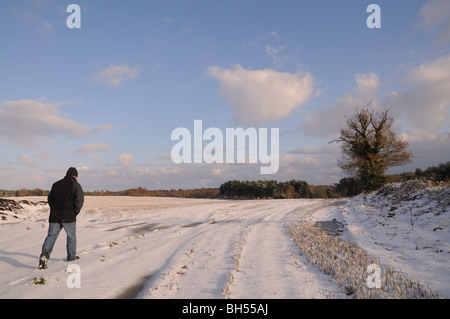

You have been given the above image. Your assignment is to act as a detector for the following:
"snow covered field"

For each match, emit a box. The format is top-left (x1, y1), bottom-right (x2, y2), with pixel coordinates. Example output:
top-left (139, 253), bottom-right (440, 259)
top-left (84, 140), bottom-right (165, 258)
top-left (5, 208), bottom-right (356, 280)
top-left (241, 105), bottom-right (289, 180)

top-left (0, 181), bottom-right (448, 299)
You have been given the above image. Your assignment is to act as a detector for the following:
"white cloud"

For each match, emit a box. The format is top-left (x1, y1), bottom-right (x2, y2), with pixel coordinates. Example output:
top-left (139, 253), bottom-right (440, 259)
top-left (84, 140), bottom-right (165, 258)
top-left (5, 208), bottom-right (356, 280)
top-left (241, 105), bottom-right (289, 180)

top-left (35, 149), bottom-right (52, 159)
top-left (0, 98), bottom-right (110, 147)
top-left (302, 72), bottom-right (381, 138)
top-left (92, 124), bottom-right (114, 134)
top-left (17, 153), bottom-right (39, 168)
top-left (247, 31), bottom-right (280, 48)
top-left (208, 64), bottom-right (314, 126)
top-left (389, 131), bottom-right (450, 174)
top-left (418, 0), bottom-right (450, 44)
top-left (118, 153), bottom-right (133, 166)
top-left (3, 150), bottom-right (347, 191)
top-left (288, 143), bottom-right (338, 156)
top-left (303, 57), bottom-right (450, 140)
top-left (73, 143), bottom-right (110, 155)
top-left (93, 63), bottom-right (140, 87)
top-left (265, 44), bottom-right (285, 57)
top-left (301, 55), bottom-right (450, 173)
top-left (268, 31), bottom-right (279, 40)
top-left (277, 154), bottom-right (342, 184)
top-left (386, 55), bottom-right (450, 134)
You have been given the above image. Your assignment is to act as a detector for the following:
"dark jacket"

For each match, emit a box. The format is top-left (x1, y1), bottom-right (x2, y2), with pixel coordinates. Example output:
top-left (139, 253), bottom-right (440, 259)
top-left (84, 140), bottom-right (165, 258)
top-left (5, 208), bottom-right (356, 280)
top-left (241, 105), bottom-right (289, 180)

top-left (48, 175), bottom-right (84, 223)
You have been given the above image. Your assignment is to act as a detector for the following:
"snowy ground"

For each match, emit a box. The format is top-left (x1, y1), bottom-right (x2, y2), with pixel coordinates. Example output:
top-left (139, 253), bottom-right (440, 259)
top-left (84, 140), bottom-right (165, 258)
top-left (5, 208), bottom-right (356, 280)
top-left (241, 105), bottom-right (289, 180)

top-left (0, 181), bottom-right (448, 299)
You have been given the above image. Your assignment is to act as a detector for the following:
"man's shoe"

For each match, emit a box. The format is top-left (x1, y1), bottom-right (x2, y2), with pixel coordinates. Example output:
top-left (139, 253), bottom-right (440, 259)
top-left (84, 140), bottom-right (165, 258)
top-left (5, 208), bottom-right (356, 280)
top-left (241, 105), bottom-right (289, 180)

top-left (38, 256), bottom-right (48, 269)
top-left (67, 256), bottom-right (79, 262)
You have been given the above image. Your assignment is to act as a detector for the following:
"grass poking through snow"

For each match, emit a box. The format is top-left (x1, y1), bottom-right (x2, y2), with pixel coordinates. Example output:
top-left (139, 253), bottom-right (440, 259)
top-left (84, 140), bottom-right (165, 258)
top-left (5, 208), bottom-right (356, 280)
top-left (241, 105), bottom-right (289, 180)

top-left (287, 221), bottom-right (443, 299)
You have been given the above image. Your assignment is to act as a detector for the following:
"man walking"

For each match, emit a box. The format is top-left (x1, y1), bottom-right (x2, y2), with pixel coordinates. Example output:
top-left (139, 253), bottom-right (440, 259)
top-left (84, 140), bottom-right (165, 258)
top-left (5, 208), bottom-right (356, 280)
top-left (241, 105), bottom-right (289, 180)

top-left (38, 167), bottom-right (84, 269)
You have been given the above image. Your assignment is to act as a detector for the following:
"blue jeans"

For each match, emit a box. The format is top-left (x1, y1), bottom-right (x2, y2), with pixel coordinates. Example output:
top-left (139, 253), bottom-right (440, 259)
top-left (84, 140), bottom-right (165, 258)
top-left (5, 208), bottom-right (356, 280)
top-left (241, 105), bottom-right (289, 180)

top-left (40, 222), bottom-right (77, 261)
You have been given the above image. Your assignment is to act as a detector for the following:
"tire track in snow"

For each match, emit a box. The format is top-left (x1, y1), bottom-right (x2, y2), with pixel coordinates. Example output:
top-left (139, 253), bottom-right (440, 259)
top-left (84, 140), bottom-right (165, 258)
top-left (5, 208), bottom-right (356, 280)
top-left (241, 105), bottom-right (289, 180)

top-left (138, 201), bottom-right (280, 298)
top-left (223, 201), bottom-right (344, 298)
top-left (138, 200), bottom-right (345, 299)
top-left (138, 208), bottom-right (248, 298)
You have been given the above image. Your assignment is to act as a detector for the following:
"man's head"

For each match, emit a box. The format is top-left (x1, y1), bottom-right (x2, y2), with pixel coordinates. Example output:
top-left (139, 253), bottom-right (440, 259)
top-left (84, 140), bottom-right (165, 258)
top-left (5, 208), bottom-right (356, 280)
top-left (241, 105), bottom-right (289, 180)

top-left (66, 167), bottom-right (78, 179)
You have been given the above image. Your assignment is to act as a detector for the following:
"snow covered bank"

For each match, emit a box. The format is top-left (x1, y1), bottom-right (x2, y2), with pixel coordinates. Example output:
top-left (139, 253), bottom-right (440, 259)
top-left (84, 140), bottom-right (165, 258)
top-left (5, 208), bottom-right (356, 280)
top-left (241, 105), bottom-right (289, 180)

top-left (299, 180), bottom-right (449, 297)
top-left (0, 197), bottom-right (48, 222)
top-left (346, 180), bottom-right (450, 297)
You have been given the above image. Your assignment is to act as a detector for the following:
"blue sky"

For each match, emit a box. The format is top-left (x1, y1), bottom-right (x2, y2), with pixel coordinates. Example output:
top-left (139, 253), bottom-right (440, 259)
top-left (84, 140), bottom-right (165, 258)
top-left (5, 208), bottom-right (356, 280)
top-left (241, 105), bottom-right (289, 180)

top-left (1, 0), bottom-right (449, 191)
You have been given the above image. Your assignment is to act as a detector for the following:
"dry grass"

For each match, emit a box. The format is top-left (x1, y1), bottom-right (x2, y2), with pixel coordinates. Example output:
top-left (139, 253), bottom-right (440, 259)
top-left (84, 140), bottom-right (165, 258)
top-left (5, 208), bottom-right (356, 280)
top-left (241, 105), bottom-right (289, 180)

top-left (287, 221), bottom-right (443, 299)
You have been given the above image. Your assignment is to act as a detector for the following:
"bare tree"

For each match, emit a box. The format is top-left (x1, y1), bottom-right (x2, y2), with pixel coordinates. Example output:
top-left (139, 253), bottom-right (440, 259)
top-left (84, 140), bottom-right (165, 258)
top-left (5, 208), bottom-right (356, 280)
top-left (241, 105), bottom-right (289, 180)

top-left (331, 104), bottom-right (412, 192)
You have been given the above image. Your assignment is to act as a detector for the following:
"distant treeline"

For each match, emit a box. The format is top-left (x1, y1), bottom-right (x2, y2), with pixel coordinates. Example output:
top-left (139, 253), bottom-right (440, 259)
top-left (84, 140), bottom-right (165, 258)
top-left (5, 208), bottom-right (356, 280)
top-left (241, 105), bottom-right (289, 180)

top-left (0, 187), bottom-right (220, 199)
top-left (219, 180), bottom-right (341, 199)
top-left (2, 161), bottom-right (448, 199)
top-left (0, 188), bottom-right (49, 197)
top-left (87, 187), bottom-right (220, 198)
top-left (399, 161), bottom-right (450, 183)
